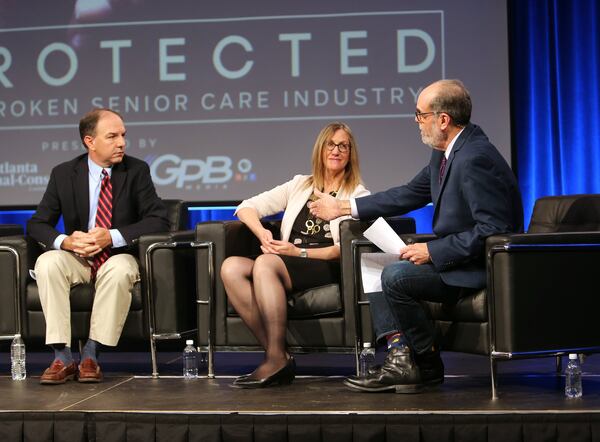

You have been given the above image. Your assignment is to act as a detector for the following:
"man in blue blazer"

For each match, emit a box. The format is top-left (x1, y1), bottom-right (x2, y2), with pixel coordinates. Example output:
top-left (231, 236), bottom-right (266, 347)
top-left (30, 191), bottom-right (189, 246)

top-left (310, 79), bottom-right (523, 393)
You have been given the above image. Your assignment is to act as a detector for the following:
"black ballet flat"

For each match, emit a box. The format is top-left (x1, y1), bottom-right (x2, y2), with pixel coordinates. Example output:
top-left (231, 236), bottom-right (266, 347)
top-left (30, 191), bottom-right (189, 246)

top-left (231, 359), bottom-right (296, 389)
top-left (232, 373), bottom-right (252, 384)
top-left (232, 355), bottom-right (296, 387)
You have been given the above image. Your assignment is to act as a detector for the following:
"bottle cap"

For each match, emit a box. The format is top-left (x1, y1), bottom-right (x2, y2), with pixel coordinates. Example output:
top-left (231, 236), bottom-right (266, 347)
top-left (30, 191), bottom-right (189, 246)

top-left (363, 342), bottom-right (372, 348)
top-left (186, 340), bottom-right (194, 345)
top-left (569, 353), bottom-right (578, 360)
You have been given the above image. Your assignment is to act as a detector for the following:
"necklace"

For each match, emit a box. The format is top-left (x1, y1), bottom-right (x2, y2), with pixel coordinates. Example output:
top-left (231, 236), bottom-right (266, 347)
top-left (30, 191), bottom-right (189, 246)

top-left (302, 190), bottom-right (337, 236)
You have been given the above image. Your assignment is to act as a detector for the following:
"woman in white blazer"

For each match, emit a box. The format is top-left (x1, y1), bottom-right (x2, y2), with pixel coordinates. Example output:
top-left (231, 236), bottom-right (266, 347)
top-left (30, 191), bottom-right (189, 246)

top-left (221, 122), bottom-right (370, 389)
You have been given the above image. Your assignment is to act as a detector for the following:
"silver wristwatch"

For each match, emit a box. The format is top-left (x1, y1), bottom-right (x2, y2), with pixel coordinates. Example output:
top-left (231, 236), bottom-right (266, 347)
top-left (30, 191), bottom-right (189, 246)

top-left (299, 248), bottom-right (308, 258)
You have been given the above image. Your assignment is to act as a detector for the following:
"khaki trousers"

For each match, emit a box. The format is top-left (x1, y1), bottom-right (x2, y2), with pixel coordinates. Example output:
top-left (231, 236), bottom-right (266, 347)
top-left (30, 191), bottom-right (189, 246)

top-left (34, 250), bottom-right (139, 347)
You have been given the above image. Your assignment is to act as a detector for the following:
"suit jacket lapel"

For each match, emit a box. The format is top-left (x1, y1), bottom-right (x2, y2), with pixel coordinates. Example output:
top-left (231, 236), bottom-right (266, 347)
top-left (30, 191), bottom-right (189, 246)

top-left (111, 160), bottom-right (127, 214)
top-left (433, 124), bottom-right (474, 217)
top-left (74, 157), bottom-right (89, 230)
top-left (438, 124), bottom-right (473, 190)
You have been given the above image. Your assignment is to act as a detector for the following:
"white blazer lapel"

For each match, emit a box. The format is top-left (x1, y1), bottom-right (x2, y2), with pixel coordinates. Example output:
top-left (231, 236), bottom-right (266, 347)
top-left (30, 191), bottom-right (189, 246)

top-left (279, 180), bottom-right (313, 242)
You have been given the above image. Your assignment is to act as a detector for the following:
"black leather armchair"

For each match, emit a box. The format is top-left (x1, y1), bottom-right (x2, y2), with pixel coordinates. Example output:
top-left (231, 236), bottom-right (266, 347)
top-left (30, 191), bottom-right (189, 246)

top-left (0, 224), bottom-right (24, 341)
top-left (485, 194), bottom-right (600, 397)
top-left (352, 194), bottom-right (600, 398)
top-left (0, 200), bottom-right (195, 373)
top-left (194, 217), bottom-right (416, 377)
top-left (0, 224), bottom-right (23, 236)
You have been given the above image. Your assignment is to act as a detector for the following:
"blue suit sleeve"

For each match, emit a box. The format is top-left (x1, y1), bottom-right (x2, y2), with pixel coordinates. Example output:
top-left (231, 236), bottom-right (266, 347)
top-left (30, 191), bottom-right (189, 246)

top-left (355, 165), bottom-right (432, 220)
top-left (427, 153), bottom-right (519, 270)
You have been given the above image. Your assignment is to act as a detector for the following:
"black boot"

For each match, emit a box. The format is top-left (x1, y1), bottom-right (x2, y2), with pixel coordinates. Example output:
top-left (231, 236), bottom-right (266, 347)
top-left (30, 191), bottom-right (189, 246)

top-left (415, 348), bottom-right (444, 386)
top-left (344, 346), bottom-right (443, 393)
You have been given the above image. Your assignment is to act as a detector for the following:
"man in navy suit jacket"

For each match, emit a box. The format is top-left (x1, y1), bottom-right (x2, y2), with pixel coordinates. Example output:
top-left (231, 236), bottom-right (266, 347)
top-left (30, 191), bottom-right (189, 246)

top-left (309, 79), bottom-right (523, 393)
top-left (28, 108), bottom-right (168, 385)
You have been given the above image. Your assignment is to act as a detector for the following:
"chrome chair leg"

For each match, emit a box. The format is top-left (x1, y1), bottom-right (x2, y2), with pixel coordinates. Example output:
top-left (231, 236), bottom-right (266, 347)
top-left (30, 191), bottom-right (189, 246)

top-left (150, 332), bottom-right (159, 378)
top-left (490, 356), bottom-right (499, 400)
top-left (555, 354), bottom-right (562, 374)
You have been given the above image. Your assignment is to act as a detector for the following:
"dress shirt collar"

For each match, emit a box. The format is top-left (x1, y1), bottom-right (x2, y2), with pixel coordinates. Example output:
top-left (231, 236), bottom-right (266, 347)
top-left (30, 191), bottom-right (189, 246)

top-left (88, 156), bottom-right (112, 181)
top-left (444, 127), bottom-right (465, 159)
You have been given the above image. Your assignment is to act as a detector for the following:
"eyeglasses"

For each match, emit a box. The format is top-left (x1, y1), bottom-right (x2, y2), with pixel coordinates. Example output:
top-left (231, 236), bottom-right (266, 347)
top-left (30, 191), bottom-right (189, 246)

top-left (326, 140), bottom-right (351, 153)
top-left (414, 111), bottom-right (438, 123)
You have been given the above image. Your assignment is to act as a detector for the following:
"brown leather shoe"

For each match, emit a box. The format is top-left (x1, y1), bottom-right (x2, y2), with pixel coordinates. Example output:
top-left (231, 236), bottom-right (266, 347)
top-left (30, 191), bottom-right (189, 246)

top-left (40, 359), bottom-right (77, 385)
top-left (78, 358), bottom-right (103, 383)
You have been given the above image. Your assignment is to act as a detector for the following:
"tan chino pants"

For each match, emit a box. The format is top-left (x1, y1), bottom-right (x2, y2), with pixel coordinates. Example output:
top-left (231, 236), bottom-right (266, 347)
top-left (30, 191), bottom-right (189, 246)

top-left (34, 250), bottom-right (139, 347)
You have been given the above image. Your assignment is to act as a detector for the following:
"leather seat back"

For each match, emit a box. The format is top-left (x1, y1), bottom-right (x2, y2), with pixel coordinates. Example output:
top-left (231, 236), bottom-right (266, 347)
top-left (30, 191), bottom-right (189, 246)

top-left (27, 281), bottom-right (143, 312)
top-left (226, 283), bottom-right (343, 319)
top-left (528, 194), bottom-right (600, 233)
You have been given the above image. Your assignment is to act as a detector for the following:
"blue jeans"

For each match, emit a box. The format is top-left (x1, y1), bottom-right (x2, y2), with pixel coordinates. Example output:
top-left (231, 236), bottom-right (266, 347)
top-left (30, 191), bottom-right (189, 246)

top-left (368, 260), bottom-right (460, 354)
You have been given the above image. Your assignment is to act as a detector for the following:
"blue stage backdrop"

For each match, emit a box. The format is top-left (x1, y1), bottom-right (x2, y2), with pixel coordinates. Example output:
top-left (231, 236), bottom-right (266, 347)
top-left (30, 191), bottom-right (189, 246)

top-left (0, 205), bottom-right (435, 235)
top-left (510, 0), bottom-right (600, 227)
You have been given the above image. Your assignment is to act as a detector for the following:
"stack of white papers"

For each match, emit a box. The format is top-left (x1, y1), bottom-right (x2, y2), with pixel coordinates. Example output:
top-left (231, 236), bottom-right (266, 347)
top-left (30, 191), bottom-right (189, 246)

top-left (360, 217), bottom-right (406, 293)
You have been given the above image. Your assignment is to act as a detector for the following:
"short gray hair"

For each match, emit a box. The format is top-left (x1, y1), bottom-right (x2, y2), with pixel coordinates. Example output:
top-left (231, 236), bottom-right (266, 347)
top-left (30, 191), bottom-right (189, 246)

top-left (429, 79), bottom-right (471, 126)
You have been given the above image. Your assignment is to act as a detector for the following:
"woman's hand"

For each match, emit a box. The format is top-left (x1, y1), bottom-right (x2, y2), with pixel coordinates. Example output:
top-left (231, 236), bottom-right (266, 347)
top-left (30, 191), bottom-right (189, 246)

top-left (258, 228), bottom-right (278, 254)
top-left (261, 239), bottom-right (299, 257)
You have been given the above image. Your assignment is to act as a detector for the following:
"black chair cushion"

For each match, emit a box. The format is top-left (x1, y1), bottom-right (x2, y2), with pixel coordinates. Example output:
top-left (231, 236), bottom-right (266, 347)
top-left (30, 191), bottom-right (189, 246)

top-left (226, 284), bottom-right (343, 319)
top-left (27, 281), bottom-right (143, 312)
top-left (422, 288), bottom-right (487, 323)
top-left (287, 284), bottom-right (343, 319)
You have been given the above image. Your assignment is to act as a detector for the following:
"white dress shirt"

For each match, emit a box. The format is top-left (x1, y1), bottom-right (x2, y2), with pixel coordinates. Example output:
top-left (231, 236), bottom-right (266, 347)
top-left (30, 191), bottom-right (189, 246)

top-left (52, 156), bottom-right (126, 249)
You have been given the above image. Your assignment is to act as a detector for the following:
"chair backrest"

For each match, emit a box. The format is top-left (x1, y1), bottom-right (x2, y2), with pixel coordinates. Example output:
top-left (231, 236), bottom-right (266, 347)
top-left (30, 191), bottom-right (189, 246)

top-left (528, 194), bottom-right (600, 233)
top-left (0, 224), bottom-right (23, 236)
top-left (162, 199), bottom-right (188, 231)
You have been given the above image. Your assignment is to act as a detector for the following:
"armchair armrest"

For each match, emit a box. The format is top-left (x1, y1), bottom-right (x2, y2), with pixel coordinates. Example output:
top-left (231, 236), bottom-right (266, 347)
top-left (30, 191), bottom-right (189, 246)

top-left (486, 230), bottom-right (600, 355)
top-left (339, 217), bottom-right (416, 348)
top-left (196, 220), bottom-right (265, 257)
top-left (403, 233), bottom-right (437, 244)
top-left (194, 220), bottom-right (273, 301)
top-left (195, 220), bottom-right (268, 374)
top-left (340, 217), bottom-right (418, 304)
top-left (487, 231), bottom-right (600, 251)
top-left (138, 229), bottom-right (195, 268)
top-left (0, 235), bottom-right (32, 337)
top-left (139, 229), bottom-right (198, 338)
top-left (194, 221), bottom-right (236, 353)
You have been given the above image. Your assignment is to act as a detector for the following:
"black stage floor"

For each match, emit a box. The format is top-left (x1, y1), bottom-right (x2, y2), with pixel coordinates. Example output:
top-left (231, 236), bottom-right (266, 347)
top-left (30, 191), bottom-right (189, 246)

top-left (1, 351), bottom-right (600, 441)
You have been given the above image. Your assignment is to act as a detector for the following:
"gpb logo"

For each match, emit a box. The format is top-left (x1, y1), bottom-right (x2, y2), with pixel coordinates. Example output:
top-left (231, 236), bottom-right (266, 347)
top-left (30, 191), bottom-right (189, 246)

top-left (149, 154), bottom-right (252, 188)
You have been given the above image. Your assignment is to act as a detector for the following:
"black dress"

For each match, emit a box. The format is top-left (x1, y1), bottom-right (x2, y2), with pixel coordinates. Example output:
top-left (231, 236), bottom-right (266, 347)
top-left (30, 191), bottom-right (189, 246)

top-left (277, 195), bottom-right (340, 292)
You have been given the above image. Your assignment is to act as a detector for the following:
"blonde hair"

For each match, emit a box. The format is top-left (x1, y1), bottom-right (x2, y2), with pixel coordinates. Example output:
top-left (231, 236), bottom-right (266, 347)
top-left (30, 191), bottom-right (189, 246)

top-left (305, 122), bottom-right (362, 194)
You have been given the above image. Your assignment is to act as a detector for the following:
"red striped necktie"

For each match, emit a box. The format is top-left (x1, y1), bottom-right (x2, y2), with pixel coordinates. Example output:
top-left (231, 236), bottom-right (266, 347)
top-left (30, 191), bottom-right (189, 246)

top-left (91, 169), bottom-right (112, 279)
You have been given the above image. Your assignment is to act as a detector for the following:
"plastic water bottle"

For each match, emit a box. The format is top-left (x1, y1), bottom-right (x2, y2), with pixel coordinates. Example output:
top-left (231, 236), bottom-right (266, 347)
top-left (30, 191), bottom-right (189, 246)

top-left (359, 342), bottom-right (376, 377)
top-left (11, 334), bottom-right (26, 381)
top-left (183, 340), bottom-right (198, 379)
top-left (565, 353), bottom-right (582, 398)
